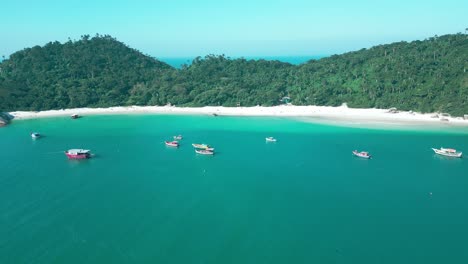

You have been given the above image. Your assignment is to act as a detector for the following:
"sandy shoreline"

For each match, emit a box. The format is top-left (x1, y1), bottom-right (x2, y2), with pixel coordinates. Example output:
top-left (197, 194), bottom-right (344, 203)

top-left (8, 105), bottom-right (468, 127)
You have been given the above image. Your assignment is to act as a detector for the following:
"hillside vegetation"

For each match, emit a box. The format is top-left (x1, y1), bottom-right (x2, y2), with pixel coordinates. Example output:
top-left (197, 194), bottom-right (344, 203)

top-left (1, 33), bottom-right (467, 115)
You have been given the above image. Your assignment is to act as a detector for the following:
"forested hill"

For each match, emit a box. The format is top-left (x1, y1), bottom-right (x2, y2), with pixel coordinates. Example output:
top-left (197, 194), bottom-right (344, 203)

top-left (292, 34), bottom-right (468, 115)
top-left (0, 35), bottom-right (173, 110)
top-left (1, 33), bottom-right (467, 115)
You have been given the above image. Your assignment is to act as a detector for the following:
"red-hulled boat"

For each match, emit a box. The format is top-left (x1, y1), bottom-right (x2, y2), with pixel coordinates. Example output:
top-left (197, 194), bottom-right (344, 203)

top-left (65, 149), bottom-right (91, 159)
top-left (165, 141), bottom-right (179, 147)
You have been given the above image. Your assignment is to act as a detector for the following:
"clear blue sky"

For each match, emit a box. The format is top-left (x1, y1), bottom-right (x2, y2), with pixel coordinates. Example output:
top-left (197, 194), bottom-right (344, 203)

top-left (2, 0), bottom-right (467, 57)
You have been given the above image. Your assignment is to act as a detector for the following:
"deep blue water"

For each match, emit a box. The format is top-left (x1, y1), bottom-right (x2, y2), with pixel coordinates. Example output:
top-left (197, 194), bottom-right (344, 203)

top-left (158, 56), bottom-right (326, 69)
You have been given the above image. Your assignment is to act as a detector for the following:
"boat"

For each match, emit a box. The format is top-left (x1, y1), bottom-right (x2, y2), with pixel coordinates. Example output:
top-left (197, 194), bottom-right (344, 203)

top-left (165, 141), bottom-right (179, 147)
top-left (65, 149), bottom-right (91, 159)
top-left (31, 132), bottom-right (41, 139)
top-left (192, 143), bottom-right (215, 151)
top-left (192, 143), bottom-right (210, 149)
top-left (173, 135), bottom-right (183, 140)
top-left (195, 149), bottom-right (214, 155)
top-left (71, 114), bottom-right (79, 119)
top-left (352, 150), bottom-right (371, 159)
top-left (265, 137), bottom-right (277, 142)
top-left (432, 147), bottom-right (462, 158)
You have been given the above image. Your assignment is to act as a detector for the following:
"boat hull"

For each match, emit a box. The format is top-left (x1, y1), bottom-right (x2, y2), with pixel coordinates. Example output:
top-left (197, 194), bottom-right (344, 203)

top-left (65, 153), bottom-right (90, 159)
top-left (195, 150), bottom-right (214, 155)
top-left (352, 151), bottom-right (371, 159)
top-left (432, 148), bottom-right (462, 158)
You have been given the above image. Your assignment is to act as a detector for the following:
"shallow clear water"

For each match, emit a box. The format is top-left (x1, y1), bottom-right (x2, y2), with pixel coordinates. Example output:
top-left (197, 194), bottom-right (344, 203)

top-left (1, 115), bottom-right (467, 263)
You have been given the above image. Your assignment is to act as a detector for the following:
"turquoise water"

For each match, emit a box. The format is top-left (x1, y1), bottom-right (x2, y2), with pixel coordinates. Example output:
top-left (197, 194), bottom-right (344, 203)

top-left (1, 115), bottom-right (468, 263)
top-left (159, 56), bottom-right (325, 68)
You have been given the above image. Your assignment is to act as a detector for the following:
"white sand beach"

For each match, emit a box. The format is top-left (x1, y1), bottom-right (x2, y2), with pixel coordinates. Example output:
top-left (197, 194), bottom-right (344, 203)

top-left (8, 104), bottom-right (468, 127)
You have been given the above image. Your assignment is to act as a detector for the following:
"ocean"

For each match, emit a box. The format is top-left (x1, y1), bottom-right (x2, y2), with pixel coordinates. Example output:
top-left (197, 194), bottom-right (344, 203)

top-left (158, 56), bottom-right (325, 68)
top-left (1, 115), bottom-right (468, 263)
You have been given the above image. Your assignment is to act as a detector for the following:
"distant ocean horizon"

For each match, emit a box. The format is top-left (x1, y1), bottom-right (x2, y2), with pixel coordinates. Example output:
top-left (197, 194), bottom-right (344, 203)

top-left (157, 55), bottom-right (327, 68)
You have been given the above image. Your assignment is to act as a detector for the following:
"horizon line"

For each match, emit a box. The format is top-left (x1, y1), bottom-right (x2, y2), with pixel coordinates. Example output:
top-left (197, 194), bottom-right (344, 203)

top-left (2, 31), bottom-right (466, 60)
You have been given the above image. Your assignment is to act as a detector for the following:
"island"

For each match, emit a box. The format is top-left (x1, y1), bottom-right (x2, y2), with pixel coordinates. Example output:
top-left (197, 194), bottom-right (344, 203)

top-left (0, 33), bottom-right (467, 117)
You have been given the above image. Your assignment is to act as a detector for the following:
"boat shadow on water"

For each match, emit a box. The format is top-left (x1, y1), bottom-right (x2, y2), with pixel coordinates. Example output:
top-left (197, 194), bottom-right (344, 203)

top-left (165, 146), bottom-right (180, 149)
top-left (432, 154), bottom-right (463, 162)
top-left (31, 135), bottom-right (46, 141)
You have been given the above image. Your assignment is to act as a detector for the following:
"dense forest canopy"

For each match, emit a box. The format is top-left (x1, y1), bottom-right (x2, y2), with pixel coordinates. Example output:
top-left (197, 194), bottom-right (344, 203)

top-left (0, 33), bottom-right (467, 115)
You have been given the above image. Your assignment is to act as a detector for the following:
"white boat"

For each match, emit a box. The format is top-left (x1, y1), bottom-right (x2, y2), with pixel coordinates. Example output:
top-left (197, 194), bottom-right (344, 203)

top-left (31, 132), bottom-right (41, 139)
top-left (432, 147), bottom-right (462, 158)
top-left (266, 137), bottom-right (277, 142)
top-left (195, 149), bottom-right (214, 155)
top-left (352, 150), bottom-right (371, 159)
top-left (192, 143), bottom-right (210, 149)
top-left (173, 135), bottom-right (183, 140)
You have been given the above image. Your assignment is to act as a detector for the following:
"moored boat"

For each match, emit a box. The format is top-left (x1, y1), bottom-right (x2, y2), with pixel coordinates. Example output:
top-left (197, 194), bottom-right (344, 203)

top-left (65, 149), bottom-right (91, 159)
top-left (173, 135), bottom-right (183, 140)
top-left (165, 141), bottom-right (179, 147)
top-left (266, 137), bottom-right (277, 142)
top-left (192, 143), bottom-right (210, 149)
top-left (31, 132), bottom-right (41, 139)
top-left (195, 149), bottom-right (214, 155)
top-left (432, 147), bottom-right (462, 158)
top-left (71, 114), bottom-right (79, 119)
top-left (352, 150), bottom-right (371, 159)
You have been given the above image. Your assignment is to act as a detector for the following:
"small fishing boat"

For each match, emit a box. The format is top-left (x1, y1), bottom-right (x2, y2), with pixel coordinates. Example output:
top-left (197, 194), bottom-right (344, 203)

top-left (65, 149), bottom-right (91, 159)
top-left (352, 150), bottom-right (371, 159)
top-left (173, 135), bottom-right (183, 140)
top-left (195, 149), bottom-right (214, 155)
top-left (165, 141), bottom-right (179, 147)
top-left (265, 137), bottom-right (277, 142)
top-left (192, 143), bottom-right (210, 149)
top-left (432, 147), bottom-right (462, 158)
top-left (71, 114), bottom-right (79, 119)
top-left (31, 132), bottom-right (41, 139)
